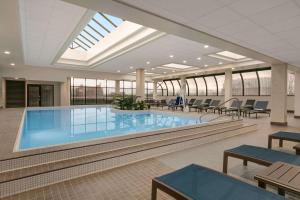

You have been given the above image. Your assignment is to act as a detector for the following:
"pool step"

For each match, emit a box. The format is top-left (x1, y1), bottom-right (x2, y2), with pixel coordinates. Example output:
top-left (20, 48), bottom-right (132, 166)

top-left (0, 120), bottom-right (256, 198)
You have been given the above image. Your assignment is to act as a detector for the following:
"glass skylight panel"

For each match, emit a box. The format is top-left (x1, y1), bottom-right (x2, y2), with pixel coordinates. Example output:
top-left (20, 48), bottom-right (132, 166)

top-left (162, 63), bottom-right (194, 69)
top-left (216, 51), bottom-right (246, 60)
top-left (69, 12), bottom-right (124, 51)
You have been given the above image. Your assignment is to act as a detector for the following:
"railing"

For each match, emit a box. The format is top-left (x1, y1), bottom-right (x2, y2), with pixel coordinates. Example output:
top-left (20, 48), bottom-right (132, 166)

top-left (199, 97), bottom-right (241, 123)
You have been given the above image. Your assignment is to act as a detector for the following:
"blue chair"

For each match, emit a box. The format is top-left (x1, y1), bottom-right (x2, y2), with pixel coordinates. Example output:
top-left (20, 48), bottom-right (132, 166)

top-left (152, 164), bottom-right (284, 200)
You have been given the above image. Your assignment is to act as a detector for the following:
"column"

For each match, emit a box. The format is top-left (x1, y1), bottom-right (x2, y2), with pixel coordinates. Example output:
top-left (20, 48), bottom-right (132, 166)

top-left (294, 72), bottom-right (300, 118)
top-left (153, 80), bottom-right (157, 99)
top-left (271, 63), bottom-right (287, 125)
top-left (224, 69), bottom-right (232, 107)
top-left (60, 77), bottom-right (71, 106)
top-left (136, 68), bottom-right (145, 99)
top-left (115, 80), bottom-right (120, 95)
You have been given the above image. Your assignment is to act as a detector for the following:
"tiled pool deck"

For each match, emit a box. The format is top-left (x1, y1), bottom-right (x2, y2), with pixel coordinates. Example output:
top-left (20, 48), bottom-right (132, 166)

top-left (0, 108), bottom-right (300, 199)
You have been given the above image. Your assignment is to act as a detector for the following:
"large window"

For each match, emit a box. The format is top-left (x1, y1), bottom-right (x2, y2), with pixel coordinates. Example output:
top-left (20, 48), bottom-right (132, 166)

top-left (204, 76), bottom-right (217, 96)
top-left (195, 77), bottom-right (206, 96)
top-left (215, 75), bottom-right (225, 95)
top-left (242, 72), bottom-right (259, 96)
top-left (288, 72), bottom-right (295, 95)
top-left (164, 81), bottom-right (174, 96)
top-left (157, 81), bottom-right (167, 96)
top-left (171, 80), bottom-right (181, 96)
top-left (232, 73), bottom-right (243, 96)
top-left (186, 78), bottom-right (197, 96)
top-left (257, 70), bottom-right (271, 95)
top-left (145, 82), bottom-right (153, 99)
top-left (121, 80), bottom-right (136, 96)
top-left (71, 78), bottom-right (116, 105)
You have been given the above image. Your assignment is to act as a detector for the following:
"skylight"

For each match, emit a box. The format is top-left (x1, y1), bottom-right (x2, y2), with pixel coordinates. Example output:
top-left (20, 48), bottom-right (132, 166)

top-left (216, 51), bottom-right (246, 60)
top-left (69, 12), bottom-right (124, 51)
top-left (161, 63), bottom-right (195, 69)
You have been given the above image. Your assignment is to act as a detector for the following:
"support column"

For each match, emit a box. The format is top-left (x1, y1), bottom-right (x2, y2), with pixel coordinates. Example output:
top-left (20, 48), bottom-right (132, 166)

top-left (153, 80), bottom-right (157, 99)
top-left (224, 69), bottom-right (232, 107)
top-left (115, 80), bottom-right (120, 95)
top-left (136, 68), bottom-right (145, 99)
top-left (294, 72), bottom-right (300, 118)
top-left (271, 64), bottom-right (287, 125)
top-left (60, 77), bottom-right (71, 106)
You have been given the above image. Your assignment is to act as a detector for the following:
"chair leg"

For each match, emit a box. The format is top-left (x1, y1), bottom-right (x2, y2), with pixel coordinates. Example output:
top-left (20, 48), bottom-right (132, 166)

top-left (223, 153), bottom-right (229, 174)
top-left (243, 160), bottom-right (247, 166)
top-left (279, 139), bottom-right (283, 147)
top-left (268, 136), bottom-right (272, 149)
top-left (151, 180), bottom-right (157, 200)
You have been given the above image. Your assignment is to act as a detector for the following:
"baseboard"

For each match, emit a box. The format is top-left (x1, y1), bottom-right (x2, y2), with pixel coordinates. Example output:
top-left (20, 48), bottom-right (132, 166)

top-left (270, 121), bottom-right (288, 126)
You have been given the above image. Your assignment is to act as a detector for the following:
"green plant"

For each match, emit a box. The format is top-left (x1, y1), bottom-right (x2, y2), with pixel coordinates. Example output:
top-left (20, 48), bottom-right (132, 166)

top-left (113, 94), bottom-right (148, 110)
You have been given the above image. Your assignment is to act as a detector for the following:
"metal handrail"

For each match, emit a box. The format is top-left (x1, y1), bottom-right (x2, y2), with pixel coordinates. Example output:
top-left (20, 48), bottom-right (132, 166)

top-left (199, 97), bottom-right (241, 122)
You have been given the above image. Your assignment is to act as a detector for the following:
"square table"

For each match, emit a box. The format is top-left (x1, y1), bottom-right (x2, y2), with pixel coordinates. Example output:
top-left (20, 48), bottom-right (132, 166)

top-left (254, 162), bottom-right (300, 196)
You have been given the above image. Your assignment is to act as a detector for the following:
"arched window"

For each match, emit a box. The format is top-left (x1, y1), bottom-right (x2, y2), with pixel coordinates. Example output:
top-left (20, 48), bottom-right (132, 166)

top-left (195, 77), bottom-right (206, 96)
top-left (204, 76), bottom-right (217, 96)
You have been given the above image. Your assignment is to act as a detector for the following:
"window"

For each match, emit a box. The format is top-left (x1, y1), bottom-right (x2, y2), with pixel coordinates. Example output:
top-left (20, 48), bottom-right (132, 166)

top-left (145, 82), bottom-right (153, 99)
top-left (195, 77), bottom-right (206, 96)
top-left (71, 78), bottom-right (116, 105)
top-left (288, 72), bottom-right (295, 95)
top-left (204, 76), bottom-right (217, 96)
top-left (121, 80), bottom-right (135, 96)
top-left (186, 78), bottom-right (197, 96)
top-left (157, 81), bottom-right (167, 96)
top-left (232, 73), bottom-right (243, 96)
top-left (164, 81), bottom-right (174, 96)
top-left (171, 80), bottom-right (181, 96)
top-left (257, 70), bottom-right (271, 95)
top-left (215, 75), bottom-right (225, 95)
top-left (242, 72), bottom-right (259, 96)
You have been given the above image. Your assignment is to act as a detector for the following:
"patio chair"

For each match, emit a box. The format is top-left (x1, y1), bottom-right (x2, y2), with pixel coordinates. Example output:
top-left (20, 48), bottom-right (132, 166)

top-left (223, 144), bottom-right (300, 174)
top-left (158, 99), bottom-right (168, 109)
top-left (189, 99), bottom-right (202, 111)
top-left (240, 99), bottom-right (255, 117)
top-left (168, 97), bottom-right (182, 110)
top-left (197, 98), bottom-right (212, 112)
top-left (268, 131), bottom-right (300, 154)
top-left (187, 98), bottom-right (196, 106)
top-left (249, 101), bottom-right (269, 118)
top-left (206, 100), bottom-right (221, 113)
top-left (152, 164), bottom-right (284, 200)
top-left (223, 100), bottom-right (243, 114)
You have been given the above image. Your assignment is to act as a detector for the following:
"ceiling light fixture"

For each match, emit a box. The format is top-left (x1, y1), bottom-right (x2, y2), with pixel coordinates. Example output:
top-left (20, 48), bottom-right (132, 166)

top-left (117, 70), bottom-right (120, 73)
top-left (218, 62), bottom-right (223, 65)
top-left (163, 72), bottom-right (167, 74)
top-left (216, 51), bottom-right (246, 60)
top-left (204, 45), bottom-right (209, 48)
top-left (182, 60), bottom-right (187, 64)
top-left (10, 63), bottom-right (15, 66)
top-left (204, 64), bottom-right (208, 67)
top-left (172, 70), bottom-right (176, 73)
top-left (151, 68), bottom-right (155, 71)
top-left (129, 66), bottom-right (133, 69)
top-left (146, 61), bottom-right (150, 65)
top-left (197, 57), bottom-right (201, 60)
top-left (4, 51), bottom-right (11, 55)
top-left (169, 55), bottom-right (174, 58)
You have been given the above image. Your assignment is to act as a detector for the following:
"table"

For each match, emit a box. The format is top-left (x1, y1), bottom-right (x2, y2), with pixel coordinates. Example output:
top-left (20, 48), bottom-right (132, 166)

top-left (254, 162), bottom-right (300, 196)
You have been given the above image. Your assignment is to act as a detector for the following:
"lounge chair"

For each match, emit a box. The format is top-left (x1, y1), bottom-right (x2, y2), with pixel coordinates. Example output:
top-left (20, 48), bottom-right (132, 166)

top-left (249, 101), bottom-right (270, 118)
top-left (223, 144), bottom-right (300, 174)
top-left (223, 100), bottom-right (243, 114)
top-left (187, 98), bottom-right (196, 106)
top-left (152, 164), bottom-right (284, 200)
top-left (206, 100), bottom-right (221, 113)
top-left (268, 131), bottom-right (300, 154)
top-left (240, 99), bottom-right (255, 116)
top-left (157, 99), bottom-right (168, 109)
top-left (189, 99), bottom-right (202, 111)
top-left (168, 97), bottom-right (182, 110)
top-left (197, 99), bottom-right (212, 112)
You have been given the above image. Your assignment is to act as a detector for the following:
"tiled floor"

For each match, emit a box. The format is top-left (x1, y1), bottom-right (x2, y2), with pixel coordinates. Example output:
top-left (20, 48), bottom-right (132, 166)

top-left (1, 108), bottom-right (300, 199)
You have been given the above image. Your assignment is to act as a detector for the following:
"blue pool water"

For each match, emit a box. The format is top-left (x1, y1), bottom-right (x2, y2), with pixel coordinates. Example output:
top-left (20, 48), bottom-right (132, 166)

top-left (18, 106), bottom-right (200, 150)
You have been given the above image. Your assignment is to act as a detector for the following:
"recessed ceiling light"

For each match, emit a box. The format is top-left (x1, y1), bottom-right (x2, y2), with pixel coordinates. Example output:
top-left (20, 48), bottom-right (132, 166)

top-left (204, 64), bottom-right (208, 67)
top-left (218, 62), bottom-right (223, 65)
top-left (4, 51), bottom-right (11, 55)
top-left (169, 55), bottom-right (174, 58)
top-left (163, 72), bottom-right (167, 74)
top-left (197, 57), bottom-right (201, 60)
top-left (14, 77), bottom-right (18, 80)
top-left (204, 45), bottom-right (209, 48)
top-left (172, 70), bottom-right (176, 73)
top-left (129, 66), bottom-right (133, 69)
top-left (194, 73), bottom-right (198, 75)
top-left (151, 68), bottom-right (155, 71)
top-left (10, 63), bottom-right (15, 66)
top-left (146, 61), bottom-right (150, 65)
top-left (182, 60), bottom-right (187, 64)
top-left (232, 67), bottom-right (235, 70)
top-left (117, 70), bottom-right (120, 73)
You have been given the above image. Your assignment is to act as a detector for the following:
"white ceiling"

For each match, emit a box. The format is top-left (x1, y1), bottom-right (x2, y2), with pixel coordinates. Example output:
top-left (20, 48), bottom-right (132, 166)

top-left (114, 0), bottom-right (300, 67)
top-left (19, 0), bottom-right (87, 67)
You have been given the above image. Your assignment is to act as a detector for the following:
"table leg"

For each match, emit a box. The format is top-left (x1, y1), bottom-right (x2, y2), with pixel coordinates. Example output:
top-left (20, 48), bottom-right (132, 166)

top-left (223, 153), bottom-right (228, 174)
top-left (279, 139), bottom-right (283, 147)
top-left (268, 136), bottom-right (272, 149)
top-left (243, 160), bottom-right (248, 166)
top-left (258, 181), bottom-right (266, 189)
top-left (151, 180), bottom-right (157, 200)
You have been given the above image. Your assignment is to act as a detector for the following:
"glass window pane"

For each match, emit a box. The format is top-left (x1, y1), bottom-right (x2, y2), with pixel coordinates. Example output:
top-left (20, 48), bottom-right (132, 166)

top-left (94, 13), bottom-right (115, 31)
top-left (232, 73), bottom-right (243, 96)
top-left (258, 70), bottom-right (271, 95)
top-left (288, 72), bottom-right (295, 95)
top-left (242, 72), bottom-right (258, 95)
top-left (204, 76), bottom-right (217, 96)
top-left (215, 75), bottom-right (225, 95)
top-left (171, 80), bottom-right (180, 96)
top-left (106, 80), bottom-right (115, 87)
top-left (104, 14), bottom-right (124, 26)
top-left (195, 77), bottom-right (206, 96)
top-left (186, 78), bottom-right (197, 96)
top-left (97, 79), bottom-right (106, 87)
top-left (85, 79), bottom-right (96, 87)
top-left (73, 78), bottom-right (85, 87)
top-left (157, 82), bottom-right (164, 96)
top-left (164, 81), bottom-right (174, 96)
